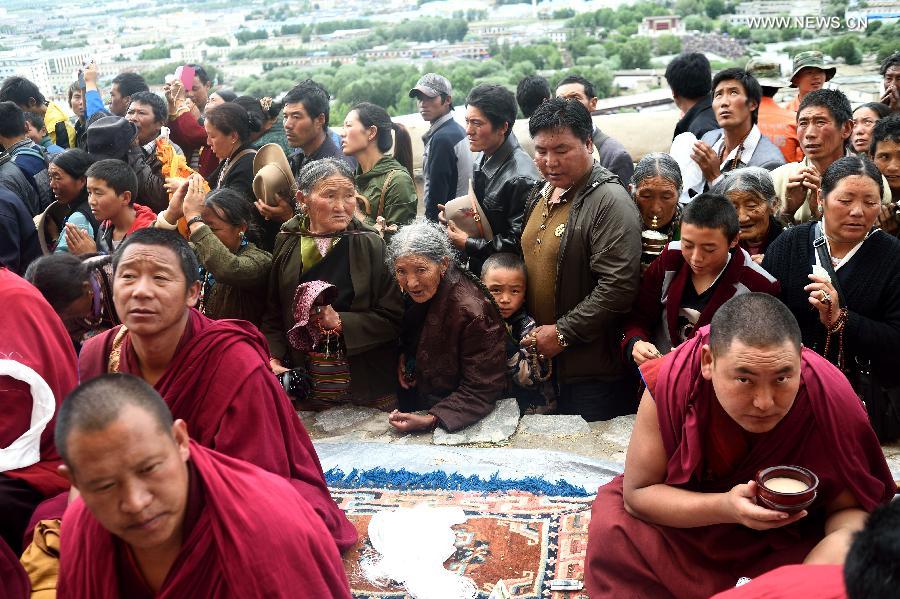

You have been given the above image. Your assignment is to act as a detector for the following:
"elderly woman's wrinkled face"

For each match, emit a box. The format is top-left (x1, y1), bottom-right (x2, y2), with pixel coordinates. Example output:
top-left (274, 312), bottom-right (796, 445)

top-left (301, 175), bottom-right (357, 234)
top-left (727, 189), bottom-right (772, 245)
top-left (821, 175), bottom-right (882, 245)
top-left (633, 175), bottom-right (679, 229)
top-left (394, 255), bottom-right (448, 303)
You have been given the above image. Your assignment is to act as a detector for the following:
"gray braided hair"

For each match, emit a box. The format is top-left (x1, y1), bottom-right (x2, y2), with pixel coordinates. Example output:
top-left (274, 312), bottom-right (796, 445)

top-left (386, 218), bottom-right (456, 271)
top-left (296, 157), bottom-right (354, 196)
top-left (630, 152), bottom-right (683, 196)
top-left (710, 166), bottom-right (778, 207)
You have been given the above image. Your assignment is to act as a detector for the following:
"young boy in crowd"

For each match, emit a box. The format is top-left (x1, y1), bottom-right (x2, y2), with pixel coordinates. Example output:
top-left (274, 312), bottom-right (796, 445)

top-left (481, 253), bottom-right (553, 414)
top-left (64, 159), bottom-right (156, 254)
top-left (622, 192), bottom-right (780, 368)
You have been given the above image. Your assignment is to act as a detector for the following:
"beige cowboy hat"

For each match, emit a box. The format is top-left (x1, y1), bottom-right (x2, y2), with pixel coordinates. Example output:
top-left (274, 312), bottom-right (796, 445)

top-left (443, 180), bottom-right (493, 241)
top-left (34, 201), bottom-right (73, 255)
top-left (252, 143), bottom-right (295, 207)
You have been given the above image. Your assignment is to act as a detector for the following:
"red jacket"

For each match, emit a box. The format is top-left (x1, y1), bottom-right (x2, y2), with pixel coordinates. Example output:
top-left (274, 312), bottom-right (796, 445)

top-left (168, 112), bottom-right (219, 178)
top-left (621, 242), bottom-right (780, 357)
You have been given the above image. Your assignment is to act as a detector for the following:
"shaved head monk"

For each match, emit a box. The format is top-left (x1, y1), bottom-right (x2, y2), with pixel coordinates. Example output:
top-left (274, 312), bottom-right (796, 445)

top-left (55, 374), bottom-right (352, 598)
top-left (77, 228), bottom-right (356, 551)
top-left (585, 293), bottom-right (896, 598)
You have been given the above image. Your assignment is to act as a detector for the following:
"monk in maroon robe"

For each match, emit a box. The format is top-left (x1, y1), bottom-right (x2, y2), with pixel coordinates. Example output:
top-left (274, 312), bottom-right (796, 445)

top-left (710, 564), bottom-right (847, 598)
top-left (56, 374), bottom-right (351, 598)
top-left (0, 538), bottom-right (29, 599)
top-left (585, 294), bottom-right (895, 598)
top-left (0, 268), bottom-right (78, 553)
top-left (77, 229), bottom-right (356, 552)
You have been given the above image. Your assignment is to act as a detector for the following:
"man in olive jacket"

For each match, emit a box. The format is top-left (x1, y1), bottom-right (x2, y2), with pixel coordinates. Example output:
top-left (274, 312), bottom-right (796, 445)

top-left (521, 98), bottom-right (642, 421)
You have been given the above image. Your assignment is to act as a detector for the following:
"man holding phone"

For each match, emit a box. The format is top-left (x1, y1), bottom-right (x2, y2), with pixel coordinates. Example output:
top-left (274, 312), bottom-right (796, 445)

top-left (166, 64), bottom-right (217, 177)
top-left (81, 63), bottom-right (149, 119)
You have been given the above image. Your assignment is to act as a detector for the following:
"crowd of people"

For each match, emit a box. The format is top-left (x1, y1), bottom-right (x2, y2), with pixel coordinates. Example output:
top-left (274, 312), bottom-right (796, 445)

top-left (0, 48), bottom-right (899, 598)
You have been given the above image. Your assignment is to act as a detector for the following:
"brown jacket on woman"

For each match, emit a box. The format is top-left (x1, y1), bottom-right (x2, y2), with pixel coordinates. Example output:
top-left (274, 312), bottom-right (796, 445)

top-left (405, 266), bottom-right (507, 432)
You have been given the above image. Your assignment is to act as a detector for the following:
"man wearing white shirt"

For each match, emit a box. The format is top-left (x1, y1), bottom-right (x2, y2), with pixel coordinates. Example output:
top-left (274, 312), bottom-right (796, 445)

top-left (690, 69), bottom-right (785, 194)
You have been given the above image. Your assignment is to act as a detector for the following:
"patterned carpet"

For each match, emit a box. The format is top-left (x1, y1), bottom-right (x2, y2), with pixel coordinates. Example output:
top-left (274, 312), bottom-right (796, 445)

top-left (327, 469), bottom-right (594, 599)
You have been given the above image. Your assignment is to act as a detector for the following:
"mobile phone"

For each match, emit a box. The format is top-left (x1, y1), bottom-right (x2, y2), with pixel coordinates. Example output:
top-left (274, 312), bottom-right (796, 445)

top-left (78, 70), bottom-right (85, 90)
top-left (175, 65), bottom-right (195, 90)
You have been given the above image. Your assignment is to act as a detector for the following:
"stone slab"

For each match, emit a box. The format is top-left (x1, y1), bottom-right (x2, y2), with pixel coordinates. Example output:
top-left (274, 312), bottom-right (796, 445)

top-left (517, 414), bottom-right (590, 436)
top-left (314, 406), bottom-right (387, 433)
top-left (432, 398), bottom-right (520, 446)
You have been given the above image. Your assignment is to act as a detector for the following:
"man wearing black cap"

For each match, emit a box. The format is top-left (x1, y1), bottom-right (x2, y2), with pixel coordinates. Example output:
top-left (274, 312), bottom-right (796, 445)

top-left (409, 73), bottom-right (471, 221)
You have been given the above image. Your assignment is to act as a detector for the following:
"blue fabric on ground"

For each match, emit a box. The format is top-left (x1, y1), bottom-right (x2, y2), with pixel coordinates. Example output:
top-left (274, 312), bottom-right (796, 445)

top-left (324, 466), bottom-right (591, 497)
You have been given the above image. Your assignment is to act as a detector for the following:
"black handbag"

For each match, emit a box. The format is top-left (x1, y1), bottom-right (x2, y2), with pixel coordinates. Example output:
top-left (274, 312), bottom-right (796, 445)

top-left (814, 232), bottom-right (900, 442)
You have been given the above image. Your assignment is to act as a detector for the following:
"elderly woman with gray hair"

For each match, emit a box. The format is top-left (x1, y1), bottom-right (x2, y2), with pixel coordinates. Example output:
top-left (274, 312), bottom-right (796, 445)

top-left (387, 219), bottom-right (507, 433)
top-left (261, 157), bottom-right (403, 410)
top-left (631, 153), bottom-right (683, 271)
top-left (710, 166), bottom-right (784, 261)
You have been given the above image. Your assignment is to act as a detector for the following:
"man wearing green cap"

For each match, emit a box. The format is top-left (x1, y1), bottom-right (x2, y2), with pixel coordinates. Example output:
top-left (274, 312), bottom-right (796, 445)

top-left (746, 59), bottom-right (803, 163)
top-left (782, 51), bottom-right (836, 114)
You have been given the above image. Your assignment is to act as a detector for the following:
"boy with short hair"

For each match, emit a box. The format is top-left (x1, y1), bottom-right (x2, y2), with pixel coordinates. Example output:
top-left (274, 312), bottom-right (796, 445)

top-left (65, 159), bottom-right (156, 254)
top-left (481, 252), bottom-right (553, 414)
top-left (622, 192), bottom-right (780, 367)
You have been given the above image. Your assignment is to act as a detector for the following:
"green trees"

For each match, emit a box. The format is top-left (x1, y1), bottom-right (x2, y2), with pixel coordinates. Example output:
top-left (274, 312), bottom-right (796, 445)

top-left (235, 29), bottom-right (268, 44)
top-left (828, 36), bottom-right (862, 65)
top-left (654, 34), bottom-right (682, 56)
top-left (619, 38), bottom-right (652, 69)
top-left (138, 46), bottom-right (171, 60)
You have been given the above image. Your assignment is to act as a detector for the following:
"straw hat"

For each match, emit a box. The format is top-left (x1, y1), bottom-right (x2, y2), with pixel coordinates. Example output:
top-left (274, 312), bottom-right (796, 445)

top-left (252, 144), bottom-right (295, 207)
top-left (443, 181), bottom-right (493, 241)
top-left (33, 201), bottom-right (71, 255)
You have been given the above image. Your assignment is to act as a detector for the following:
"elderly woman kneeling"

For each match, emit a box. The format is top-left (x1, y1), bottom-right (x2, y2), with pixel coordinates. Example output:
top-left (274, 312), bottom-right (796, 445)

top-left (387, 220), bottom-right (507, 433)
top-left (261, 158), bottom-right (403, 410)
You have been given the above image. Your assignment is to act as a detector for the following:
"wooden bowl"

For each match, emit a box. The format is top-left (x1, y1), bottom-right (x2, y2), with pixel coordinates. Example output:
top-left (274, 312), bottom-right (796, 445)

top-left (756, 466), bottom-right (818, 513)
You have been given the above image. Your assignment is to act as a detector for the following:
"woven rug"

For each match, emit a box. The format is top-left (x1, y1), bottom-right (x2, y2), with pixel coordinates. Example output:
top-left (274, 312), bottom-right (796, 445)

top-left (327, 468), bottom-right (594, 599)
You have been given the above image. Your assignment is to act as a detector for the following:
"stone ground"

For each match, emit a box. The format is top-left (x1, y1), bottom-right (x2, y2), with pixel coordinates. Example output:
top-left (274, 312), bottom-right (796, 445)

top-left (302, 403), bottom-right (900, 479)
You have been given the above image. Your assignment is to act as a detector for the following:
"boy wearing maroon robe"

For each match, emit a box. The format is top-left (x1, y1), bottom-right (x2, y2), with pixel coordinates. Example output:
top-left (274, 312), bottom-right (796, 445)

top-left (585, 293), bottom-right (895, 598)
top-left (55, 374), bottom-right (351, 598)
top-left (0, 267), bottom-right (78, 554)
top-left (77, 228), bottom-right (356, 552)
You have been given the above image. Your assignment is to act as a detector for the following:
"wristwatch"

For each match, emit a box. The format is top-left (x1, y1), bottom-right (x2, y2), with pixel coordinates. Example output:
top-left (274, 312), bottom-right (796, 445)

top-left (186, 215), bottom-right (204, 228)
top-left (556, 328), bottom-right (569, 348)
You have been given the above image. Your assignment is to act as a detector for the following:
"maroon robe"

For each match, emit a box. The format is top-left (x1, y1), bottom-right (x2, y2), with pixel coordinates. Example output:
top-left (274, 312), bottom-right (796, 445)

top-left (0, 267), bottom-right (78, 496)
top-left (585, 325), bottom-right (895, 599)
top-left (711, 564), bottom-right (846, 598)
top-left (57, 441), bottom-right (352, 598)
top-left (0, 538), bottom-right (29, 599)
top-left (78, 309), bottom-right (357, 552)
